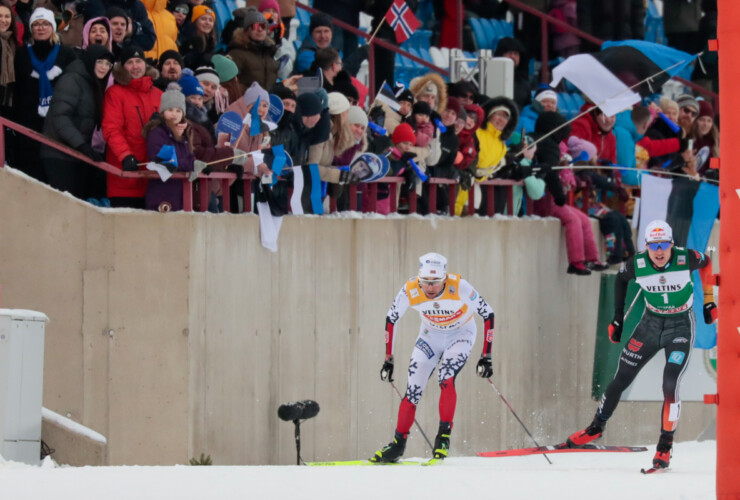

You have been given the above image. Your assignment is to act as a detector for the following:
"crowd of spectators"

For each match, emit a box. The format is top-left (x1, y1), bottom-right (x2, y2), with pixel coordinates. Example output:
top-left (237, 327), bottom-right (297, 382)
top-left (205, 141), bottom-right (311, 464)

top-left (0, 0), bottom-right (719, 271)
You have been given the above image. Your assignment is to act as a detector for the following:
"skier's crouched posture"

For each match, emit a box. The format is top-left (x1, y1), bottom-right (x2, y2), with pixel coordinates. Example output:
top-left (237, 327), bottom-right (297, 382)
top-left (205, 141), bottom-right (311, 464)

top-left (371, 252), bottom-right (496, 463)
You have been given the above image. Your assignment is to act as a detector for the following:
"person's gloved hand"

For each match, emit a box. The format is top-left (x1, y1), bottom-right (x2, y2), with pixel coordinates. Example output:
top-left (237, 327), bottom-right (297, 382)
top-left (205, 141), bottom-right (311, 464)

top-left (79, 144), bottom-right (104, 162)
top-left (339, 169), bottom-right (360, 185)
top-left (703, 302), bottom-right (718, 324)
top-left (227, 163), bottom-right (244, 180)
top-left (399, 151), bottom-right (417, 163)
top-left (232, 148), bottom-right (248, 166)
top-left (678, 137), bottom-right (690, 153)
top-left (608, 317), bottom-right (624, 344)
top-left (476, 354), bottom-right (492, 378)
top-left (380, 356), bottom-right (394, 382)
top-left (122, 154), bottom-right (139, 172)
top-left (189, 160), bottom-right (211, 181)
top-left (459, 170), bottom-right (473, 191)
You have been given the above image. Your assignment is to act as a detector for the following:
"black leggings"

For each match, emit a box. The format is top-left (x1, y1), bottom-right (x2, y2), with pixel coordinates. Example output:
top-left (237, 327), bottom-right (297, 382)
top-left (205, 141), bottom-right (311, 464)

top-left (596, 310), bottom-right (695, 434)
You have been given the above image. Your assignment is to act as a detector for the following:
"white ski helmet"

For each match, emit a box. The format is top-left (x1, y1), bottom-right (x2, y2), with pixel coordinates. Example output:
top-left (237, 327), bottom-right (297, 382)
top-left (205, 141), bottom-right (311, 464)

top-left (644, 220), bottom-right (673, 243)
top-left (418, 252), bottom-right (447, 281)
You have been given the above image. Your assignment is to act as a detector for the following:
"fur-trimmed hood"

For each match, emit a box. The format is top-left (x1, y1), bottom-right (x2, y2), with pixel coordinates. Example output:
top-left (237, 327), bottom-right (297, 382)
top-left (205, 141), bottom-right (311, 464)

top-left (112, 63), bottom-right (160, 86)
top-left (480, 96), bottom-right (519, 141)
top-left (228, 27), bottom-right (277, 54)
top-left (409, 72), bottom-right (447, 113)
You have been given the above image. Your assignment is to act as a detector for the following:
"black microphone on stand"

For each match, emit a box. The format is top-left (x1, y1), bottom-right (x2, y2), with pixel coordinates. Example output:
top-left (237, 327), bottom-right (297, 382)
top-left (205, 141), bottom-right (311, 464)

top-left (278, 400), bottom-right (320, 465)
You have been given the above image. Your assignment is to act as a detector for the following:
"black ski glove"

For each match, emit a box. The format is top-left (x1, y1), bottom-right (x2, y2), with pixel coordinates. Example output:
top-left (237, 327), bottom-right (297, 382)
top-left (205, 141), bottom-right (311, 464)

top-left (339, 169), bottom-right (360, 185)
top-left (703, 302), bottom-right (718, 324)
top-left (476, 355), bottom-right (492, 378)
top-left (380, 357), bottom-right (394, 382)
top-left (227, 163), bottom-right (243, 180)
top-left (79, 144), bottom-right (104, 162)
top-left (608, 317), bottom-right (624, 344)
top-left (122, 154), bottom-right (139, 172)
top-left (399, 151), bottom-right (417, 163)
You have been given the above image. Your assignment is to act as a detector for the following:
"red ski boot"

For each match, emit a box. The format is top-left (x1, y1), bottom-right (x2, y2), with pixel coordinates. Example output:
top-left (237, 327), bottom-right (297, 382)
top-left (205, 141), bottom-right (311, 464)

top-left (566, 419), bottom-right (605, 448)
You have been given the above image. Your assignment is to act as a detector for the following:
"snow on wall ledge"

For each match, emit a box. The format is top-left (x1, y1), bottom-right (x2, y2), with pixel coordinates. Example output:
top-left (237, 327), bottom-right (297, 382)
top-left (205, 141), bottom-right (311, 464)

top-left (41, 408), bottom-right (107, 444)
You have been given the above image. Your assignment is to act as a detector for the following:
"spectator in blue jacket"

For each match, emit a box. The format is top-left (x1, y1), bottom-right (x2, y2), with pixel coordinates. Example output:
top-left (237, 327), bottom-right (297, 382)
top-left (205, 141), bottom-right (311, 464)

top-left (293, 12), bottom-right (332, 75)
top-left (518, 84), bottom-right (559, 135)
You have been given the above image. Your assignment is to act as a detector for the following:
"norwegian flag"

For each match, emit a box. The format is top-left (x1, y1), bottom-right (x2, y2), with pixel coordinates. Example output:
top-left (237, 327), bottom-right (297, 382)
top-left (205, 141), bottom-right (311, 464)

top-left (384, 0), bottom-right (421, 44)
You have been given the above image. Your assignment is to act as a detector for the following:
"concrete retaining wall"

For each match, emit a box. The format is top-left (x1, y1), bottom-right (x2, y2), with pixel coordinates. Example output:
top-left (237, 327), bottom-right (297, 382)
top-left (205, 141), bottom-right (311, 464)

top-left (0, 167), bottom-right (716, 465)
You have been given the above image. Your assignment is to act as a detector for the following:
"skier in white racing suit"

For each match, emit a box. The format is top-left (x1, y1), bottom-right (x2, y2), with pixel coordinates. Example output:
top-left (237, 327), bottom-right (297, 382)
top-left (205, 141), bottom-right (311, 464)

top-left (370, 252), bottom-right (495, 463)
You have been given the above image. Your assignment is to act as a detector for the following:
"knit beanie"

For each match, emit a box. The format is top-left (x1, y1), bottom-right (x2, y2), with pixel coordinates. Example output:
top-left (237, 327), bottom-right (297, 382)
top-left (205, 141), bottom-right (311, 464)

top-left (445, 96), bottom-right (462, 117)
top-left (191, 5), bottom-right (216, 23)
top-left (396, 88), bottom-right (413, 103)
top-left (243, 7), bottom-right (267, 28)
top-left (328, 92), bottom-right (350, 115)
top-left (211, 54), bottom-right (239, 82)
top-left (160, 88), bottom-right (186, 114)
top-left (243, 81), bottom-right (269, 108)
top-left (309, 12), bottom-right (332, 34)
top-left (392, 123), bottom-right (416, 145)
top-left (30, 7), bottom-right (56, 31)
top-left (697, 99), bottom-right (714, 120)
top-left (106, 6), bottom-right (128, 23)
top-left (178, 74), bottom-right (204, 96)
top-left (297, 92), bottom-right (323, 117)
top-left (676, 93), bottom-right (699, 114)
top-left (412, 101), bottom-right (432, 116)
top-left (258, 0), bottom-right (280, 16)
top-left (119, 45), bottom-right (146, 65)
top-left (194, 65), bottom-right (219, 86)
top-left (333, 77), bottom-right (359, 102)
top-left (272, 85), bottom-right (297, 102)
top-left (158, 50), bottom-right (183, 72)
top-left (347, 106), bottom-right (368, 127)
top-left (534, 84), bottom-right (558, 104)
top-left (567, 136), bottom-right (597, 162)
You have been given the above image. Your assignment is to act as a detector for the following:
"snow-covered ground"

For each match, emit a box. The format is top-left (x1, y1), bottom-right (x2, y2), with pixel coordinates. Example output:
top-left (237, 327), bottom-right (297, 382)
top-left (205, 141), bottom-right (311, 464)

top-left (0, 440), bottom-right (715, 499)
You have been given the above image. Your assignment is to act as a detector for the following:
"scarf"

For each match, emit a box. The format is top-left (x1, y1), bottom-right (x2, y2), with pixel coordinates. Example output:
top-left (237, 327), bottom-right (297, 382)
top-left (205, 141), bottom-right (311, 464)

top-left (0, 31), bottom-right (14, 87)
top-left (27, 41), bottom-right (60, 117)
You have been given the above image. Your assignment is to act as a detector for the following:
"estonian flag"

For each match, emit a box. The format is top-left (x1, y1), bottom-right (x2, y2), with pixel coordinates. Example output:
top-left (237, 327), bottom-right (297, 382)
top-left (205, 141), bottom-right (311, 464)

top-left (551, 40), bottom-right (696, 117)
top-left (250, 96), bottom-right (262, 136)
top-left (290, 164), bottom-right (324, 215)
top-left (375, 81), bottom-right (401, 113)
top-left (638, 173), bottom-right (719, 348)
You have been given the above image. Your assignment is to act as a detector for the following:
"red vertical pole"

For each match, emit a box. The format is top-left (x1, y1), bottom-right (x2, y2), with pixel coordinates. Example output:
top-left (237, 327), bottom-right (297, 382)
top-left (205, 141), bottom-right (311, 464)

top-left (540, 20), bottom-right (549, 83)
top-left (716, 2), bottom-right (740, 497)
top-left (457, 0), bottom-right (463, 50)
top-left (368, 44), bottom-right (376, 99)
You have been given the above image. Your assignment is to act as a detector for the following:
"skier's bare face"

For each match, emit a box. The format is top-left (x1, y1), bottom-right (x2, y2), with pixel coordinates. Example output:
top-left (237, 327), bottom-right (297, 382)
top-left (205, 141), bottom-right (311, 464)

top-left (419, 278), bottom-right (445, 299)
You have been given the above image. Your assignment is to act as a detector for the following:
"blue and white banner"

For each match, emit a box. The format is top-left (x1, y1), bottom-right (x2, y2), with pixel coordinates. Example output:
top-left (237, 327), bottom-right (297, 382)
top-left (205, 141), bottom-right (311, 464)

top-left (638, 174), bottom-right (720, 348)
top-left (290, 164), bottom-right (324, 215)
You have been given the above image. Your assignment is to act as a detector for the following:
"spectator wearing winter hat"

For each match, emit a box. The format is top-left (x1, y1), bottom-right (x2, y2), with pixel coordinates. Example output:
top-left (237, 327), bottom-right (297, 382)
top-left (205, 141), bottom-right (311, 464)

top-left (494, 37), bottom-right (532, 111)
top-left (424, 96), bottom-right (464, 214)
top-left (11, 7), bottom-right (77, 182)
top-left (171, 1), bottom-right (190, 28)
top-left (153, 50), bottom-right (183, 90)
top-left (227, 7), bottom-right (279, 91)
top-left (211, 53), bottom-right (243, 105)
top-left (448, 80), bottom-right (478, 107)
top-left (142, 88), bottom-right (198, 212)
top-left (293, 12), bottom-right (333, 74)
top-left (102, 44), bottom-right (163, 208)
top-left (409, 72), bottom-right (447, 115)
top-left (676, 93), bottom-right (699, 134)
top-left (179, 5), bottom-right (217, 69)
top-left (224, 81), bottom-right (272, 176)
top-left (690, 99), bottom-right (719, 177)
top-left (644, 96), bottom-right (682, 169)
top-left (518, 84), bottom-right (559, 135)
top-left (408, 100), bottom-right (434, 148)
top-left (40, 44), bottom-right (115, 201)
top-left (194, 64), bottom-right (227, 124)
top-left (104, 2), bottom-right (157, 54)
top-left (141, 0), bottom-right (179, 63)
top-left (179, 74), bottom-right (211, 131)
top-left (82, 17), bottom-right (113, 52)
top-left (270, 83), bottom-right (297, 119)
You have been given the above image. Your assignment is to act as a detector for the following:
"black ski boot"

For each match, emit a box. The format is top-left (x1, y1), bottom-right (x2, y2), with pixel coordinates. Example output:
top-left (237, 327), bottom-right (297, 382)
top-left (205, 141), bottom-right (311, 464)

top-left (653, 433), bottom-right (673, 469)
top-left (370, 431), bottom-right (407, 463)
top-left (433, 422), bottom-right (452, 459)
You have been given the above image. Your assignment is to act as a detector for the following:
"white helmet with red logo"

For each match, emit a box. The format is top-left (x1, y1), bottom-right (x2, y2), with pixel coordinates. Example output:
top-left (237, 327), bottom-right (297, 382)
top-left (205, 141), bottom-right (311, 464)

top-left (645, 220), bottom-right (673, 243)
top-left (418, 252), bottom-right (447, 281)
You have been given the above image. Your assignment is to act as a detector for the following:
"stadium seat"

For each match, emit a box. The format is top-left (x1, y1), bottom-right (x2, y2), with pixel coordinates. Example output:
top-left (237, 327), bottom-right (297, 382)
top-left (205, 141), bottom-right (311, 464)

top-left (480, 18), bottom-right (496, 49)
top-left (429, 46), bottom-right (446, 68)
top-left (490, 19), bottom-right (507, 46)
top-left (469, 18), bottom-right (486, 51)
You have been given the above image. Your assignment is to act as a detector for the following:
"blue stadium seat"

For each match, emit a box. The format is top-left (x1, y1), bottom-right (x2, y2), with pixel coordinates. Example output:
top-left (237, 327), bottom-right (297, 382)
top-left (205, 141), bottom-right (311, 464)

top-left (557, 93), bottom-right (575, 120)
top-left (501, 20), bottom-right (514, 38)
top-left (490, 18), bottom-right (506, 45)
top-left (469, 18), bottom-right (487, 51)
top-left (417, 30), bottom-right (432, 49)
top-left (480, 19), bottom-right (496, 49)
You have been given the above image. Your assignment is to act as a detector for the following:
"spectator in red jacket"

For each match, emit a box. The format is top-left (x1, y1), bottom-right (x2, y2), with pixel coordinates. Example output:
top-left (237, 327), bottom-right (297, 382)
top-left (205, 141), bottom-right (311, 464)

top-left (569, 104), bottom-right (617, 164)
top-left (102, 45), bottom-right (163, 208)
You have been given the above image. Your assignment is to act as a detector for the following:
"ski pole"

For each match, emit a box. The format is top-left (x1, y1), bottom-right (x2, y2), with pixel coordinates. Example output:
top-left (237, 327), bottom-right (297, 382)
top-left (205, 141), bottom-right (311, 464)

top-left (624, 289), bottom-right (643, 323)
top-left (389, 381), bottom-right (435, 452)
top-left (485, 378), bottom-right (552, 465)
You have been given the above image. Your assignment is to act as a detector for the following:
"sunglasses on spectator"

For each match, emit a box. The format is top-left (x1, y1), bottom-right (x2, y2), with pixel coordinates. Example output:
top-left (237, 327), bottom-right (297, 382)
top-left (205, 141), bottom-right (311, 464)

top-left (95, 59), bottom-right (114, 68)
top-left (174, 6), bottom-right (188, 14)
top-left (681, 107), bottom-right (698, 117)
top-left (250, 22), bottom-right (267, 31)
top-left (647, 241), bottom-right (672, 251)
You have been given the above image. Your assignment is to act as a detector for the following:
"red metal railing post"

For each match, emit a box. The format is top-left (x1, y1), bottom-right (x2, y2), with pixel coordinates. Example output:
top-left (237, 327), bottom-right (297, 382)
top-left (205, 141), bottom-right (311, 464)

top-left (506, 186), bottom-right (514, 215)
top-left (198, 178), bottom-right (209, 212)
top-left (222, 179), bottom-right (231, 213)
top-left (467, 187), bottom-right (475, 216)
top-left (368, 43), bottom-right (376, 99)
top-left (428, 183), bottom-right (437, 214)
top-left (457, 0), bottom-right (464, 50)
top-left (182, 180), bottom-right (193, 212)
top-left (486, 184), bottom-right (495, 216)
top-left (243, 179), bottom-right (252, 213)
